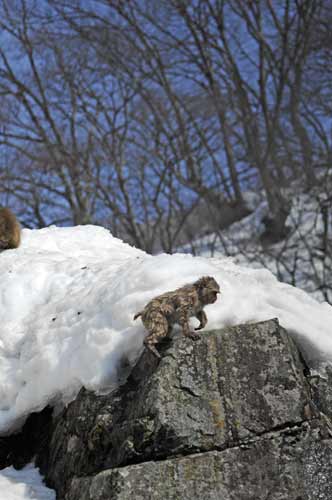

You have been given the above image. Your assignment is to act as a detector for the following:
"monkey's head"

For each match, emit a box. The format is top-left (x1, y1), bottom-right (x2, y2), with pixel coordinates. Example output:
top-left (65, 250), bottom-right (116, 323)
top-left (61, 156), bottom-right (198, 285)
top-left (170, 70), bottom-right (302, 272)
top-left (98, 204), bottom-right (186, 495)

top-left (194, 276), bottom-right (220, 305)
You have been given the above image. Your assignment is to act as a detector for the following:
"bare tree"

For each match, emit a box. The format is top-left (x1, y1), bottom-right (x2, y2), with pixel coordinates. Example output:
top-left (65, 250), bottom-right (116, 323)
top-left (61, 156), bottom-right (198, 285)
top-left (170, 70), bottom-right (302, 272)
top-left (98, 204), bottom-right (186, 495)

top-left (0, 0), bottom-right (330, 269)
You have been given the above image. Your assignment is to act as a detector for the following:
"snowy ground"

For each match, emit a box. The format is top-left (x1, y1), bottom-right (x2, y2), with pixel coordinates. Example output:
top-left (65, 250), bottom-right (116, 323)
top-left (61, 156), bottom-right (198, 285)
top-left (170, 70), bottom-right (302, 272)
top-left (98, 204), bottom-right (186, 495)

top-left (0, 464), bottom-right (55, 500)
top-left (1, 224), bottom-right (332, 498)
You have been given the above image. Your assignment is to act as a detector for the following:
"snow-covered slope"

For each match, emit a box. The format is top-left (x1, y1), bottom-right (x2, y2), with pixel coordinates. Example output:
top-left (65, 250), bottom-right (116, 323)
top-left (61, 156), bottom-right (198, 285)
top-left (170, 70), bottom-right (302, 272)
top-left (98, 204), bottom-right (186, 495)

top-left (0, 464), bottom-right (55, 500)
top-left (0, 225), bottom-right (332, 434)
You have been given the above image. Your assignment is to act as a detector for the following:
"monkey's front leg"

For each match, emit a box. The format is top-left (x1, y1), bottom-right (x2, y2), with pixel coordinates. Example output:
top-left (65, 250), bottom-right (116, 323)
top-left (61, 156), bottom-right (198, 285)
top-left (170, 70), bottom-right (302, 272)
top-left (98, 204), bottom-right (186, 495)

top-left (194, 310), bottom-right (207, 331)
top-left (178, 307), bottom-right (199, 340)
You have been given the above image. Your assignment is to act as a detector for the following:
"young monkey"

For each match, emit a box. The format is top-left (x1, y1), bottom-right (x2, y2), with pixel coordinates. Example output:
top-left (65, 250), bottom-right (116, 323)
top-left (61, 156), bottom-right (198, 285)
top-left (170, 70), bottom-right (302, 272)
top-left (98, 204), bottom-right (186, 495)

top-left (0, 207), bottom-right (21, 250)
top-left (134, 276), bottom-right (220, 359)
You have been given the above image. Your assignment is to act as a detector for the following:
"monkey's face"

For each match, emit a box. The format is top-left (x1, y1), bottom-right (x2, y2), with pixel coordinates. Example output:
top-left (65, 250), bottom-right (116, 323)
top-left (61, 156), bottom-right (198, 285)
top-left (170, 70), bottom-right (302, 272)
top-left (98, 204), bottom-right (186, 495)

top-left (204, 288), bottom-right (219, 304)
top-left (197, 276), bottom-right (220, 305)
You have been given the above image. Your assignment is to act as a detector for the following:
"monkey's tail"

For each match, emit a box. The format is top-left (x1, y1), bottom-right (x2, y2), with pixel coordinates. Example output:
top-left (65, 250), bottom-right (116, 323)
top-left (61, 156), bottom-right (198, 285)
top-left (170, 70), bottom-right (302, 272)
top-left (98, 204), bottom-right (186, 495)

top-left (133, 311), bottom-right (142, 320)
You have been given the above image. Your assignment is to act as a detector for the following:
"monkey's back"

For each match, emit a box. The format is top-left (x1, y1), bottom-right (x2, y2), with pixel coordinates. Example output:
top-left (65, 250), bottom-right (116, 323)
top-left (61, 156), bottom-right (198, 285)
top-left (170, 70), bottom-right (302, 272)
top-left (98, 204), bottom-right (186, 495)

top-left (0, 208), bottom-right (21, 249)
top-left (141, 285), bottom-right (199, 323)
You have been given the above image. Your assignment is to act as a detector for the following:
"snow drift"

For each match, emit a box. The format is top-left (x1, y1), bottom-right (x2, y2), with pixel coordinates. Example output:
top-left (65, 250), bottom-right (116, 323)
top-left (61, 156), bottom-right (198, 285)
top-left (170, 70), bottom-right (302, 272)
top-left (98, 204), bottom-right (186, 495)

top-left (0, 464), bottom-right (55, 500)
top-left (0, 225), bottom-right (331, 434)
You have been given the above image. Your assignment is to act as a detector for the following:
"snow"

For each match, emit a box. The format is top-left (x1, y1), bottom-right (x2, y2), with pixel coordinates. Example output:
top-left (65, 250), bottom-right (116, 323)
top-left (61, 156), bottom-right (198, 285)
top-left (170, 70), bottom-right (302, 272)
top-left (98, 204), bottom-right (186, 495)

top-left (0, 464), bottom-right (55, 500)
top-left (0, 224), bottom-right (332, 439)
top-left (180, 191), bottom-right (332, 303)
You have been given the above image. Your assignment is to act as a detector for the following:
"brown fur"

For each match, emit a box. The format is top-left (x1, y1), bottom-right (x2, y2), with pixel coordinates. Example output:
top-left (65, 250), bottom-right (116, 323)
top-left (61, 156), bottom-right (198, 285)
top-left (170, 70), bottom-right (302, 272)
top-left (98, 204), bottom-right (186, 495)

top-left (134, 276), bottom-right (220, 359)
top-left (0, 208), bottom-right (21, 250)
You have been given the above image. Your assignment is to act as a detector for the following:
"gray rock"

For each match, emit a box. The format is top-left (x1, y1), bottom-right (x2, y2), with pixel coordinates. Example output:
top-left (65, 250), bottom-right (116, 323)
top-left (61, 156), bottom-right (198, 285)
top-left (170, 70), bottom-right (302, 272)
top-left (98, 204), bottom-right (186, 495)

top-left (65, 420), bottom-right (332, 500)
top-left (310, 365), bottom-right (332, 421)
top-left (37, 318), bottom-right (332, 499)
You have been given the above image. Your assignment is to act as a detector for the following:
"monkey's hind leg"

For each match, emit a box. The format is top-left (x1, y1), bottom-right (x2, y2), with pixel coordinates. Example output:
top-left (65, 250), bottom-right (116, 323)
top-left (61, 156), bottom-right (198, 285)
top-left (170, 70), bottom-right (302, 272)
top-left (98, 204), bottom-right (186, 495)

top-left (143, 338), bottom-right (162, 359)
top-left (143, 313), bottom-right (168, 360)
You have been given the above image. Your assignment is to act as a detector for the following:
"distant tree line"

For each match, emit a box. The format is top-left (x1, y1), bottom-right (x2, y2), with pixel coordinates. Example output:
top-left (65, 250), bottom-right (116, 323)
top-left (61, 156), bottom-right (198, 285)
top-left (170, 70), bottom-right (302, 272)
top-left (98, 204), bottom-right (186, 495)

top-left (0, 0), bottom-right (331, 257)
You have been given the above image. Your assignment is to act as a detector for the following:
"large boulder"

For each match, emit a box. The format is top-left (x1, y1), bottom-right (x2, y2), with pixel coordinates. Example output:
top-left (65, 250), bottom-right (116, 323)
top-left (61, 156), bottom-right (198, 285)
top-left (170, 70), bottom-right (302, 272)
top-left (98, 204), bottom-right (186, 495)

top-left (66, 421), bottom-right (332, 500)
top-left (36, 318), bottom-right (332, 499)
